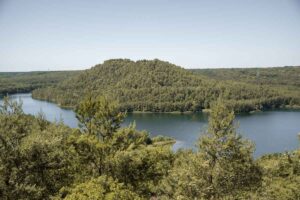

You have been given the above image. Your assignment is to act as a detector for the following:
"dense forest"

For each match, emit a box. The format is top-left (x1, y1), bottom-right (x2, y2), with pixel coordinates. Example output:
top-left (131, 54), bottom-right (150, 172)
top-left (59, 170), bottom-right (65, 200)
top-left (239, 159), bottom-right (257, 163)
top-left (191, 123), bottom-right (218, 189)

top-left (192, 66), bottom-right (300, 100)
top-left (191, 66), bottom-right (300, 87)
top-left (0, 71), bottom-right (80, 96)
top-left (0, 96), bottom-right (299, 199)
top-left (32, 59), bottom-right (300, 113)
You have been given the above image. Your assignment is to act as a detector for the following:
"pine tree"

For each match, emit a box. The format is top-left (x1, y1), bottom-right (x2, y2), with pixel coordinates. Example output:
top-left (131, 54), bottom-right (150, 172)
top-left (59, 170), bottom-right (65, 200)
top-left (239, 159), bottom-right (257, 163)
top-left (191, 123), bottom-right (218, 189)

top-left (198, 100), bottom-right (262, 198)
top-left (75, 95), bottom-right (125, 140)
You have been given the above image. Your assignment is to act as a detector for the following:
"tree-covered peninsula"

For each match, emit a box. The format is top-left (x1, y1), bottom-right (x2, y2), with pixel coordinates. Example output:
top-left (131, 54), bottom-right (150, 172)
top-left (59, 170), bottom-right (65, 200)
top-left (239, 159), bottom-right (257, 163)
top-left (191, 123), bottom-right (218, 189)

top-left (32, 59), bottom-right (300, 113)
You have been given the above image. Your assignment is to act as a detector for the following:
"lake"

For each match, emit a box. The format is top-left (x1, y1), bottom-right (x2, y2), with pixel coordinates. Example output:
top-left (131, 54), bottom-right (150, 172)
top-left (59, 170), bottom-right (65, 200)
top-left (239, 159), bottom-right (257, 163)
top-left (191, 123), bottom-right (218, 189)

top-left (2, 93), bottom-right (300, 157)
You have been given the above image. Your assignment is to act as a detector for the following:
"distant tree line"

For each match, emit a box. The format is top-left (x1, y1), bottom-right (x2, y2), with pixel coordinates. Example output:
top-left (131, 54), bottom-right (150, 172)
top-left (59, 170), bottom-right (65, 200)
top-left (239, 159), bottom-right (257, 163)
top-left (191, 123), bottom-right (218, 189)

top-left (0, 71), bottom-right (80, 96)
top-left (191, 66), bottom-right (300, 87)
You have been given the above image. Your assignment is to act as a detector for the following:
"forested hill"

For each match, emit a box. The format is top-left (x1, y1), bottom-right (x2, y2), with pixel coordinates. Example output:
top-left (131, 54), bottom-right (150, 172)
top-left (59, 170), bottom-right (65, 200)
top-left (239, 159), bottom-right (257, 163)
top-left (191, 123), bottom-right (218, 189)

top-left (32, 59), bottom-right (300, 112)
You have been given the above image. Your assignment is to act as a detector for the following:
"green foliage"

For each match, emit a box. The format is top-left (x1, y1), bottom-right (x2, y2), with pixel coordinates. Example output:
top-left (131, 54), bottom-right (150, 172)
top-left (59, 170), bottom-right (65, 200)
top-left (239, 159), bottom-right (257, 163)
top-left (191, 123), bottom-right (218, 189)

top-left (191, 66), bottom-right (300, 87)
top-left (160, 101), bottom-right (263, 199)
top-left (0, 96), bottom-right (299, 199)
top-left (192, 66), bottom-right (300, 109)
top-left (253, 151), bottom-right (300, 199)
top-left (0, 97), bottom-right (74, 199)
top-left (0, 71), bottom-right (80, 96)
top-left (75, 95), bottom-right (125, 140)
top-left (110, 145), bottom-right (173, 196)
top-left (61, 96), bottom-right (173, 198)
top-left (57, 176), bottom-right (142, 200)
top-left (198, 100), bottom-right (262, 198)
top-left (32, 59), bottom-right (300, 113)
top-left (66, 132), bottom-right (108, 180)
top-left (159, 150), bottom-right (210, 199)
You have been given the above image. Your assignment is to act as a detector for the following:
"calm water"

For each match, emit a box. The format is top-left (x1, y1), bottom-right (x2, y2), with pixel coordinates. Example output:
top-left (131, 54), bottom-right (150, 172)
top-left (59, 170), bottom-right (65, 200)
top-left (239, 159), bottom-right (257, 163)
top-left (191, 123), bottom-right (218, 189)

top-left (2, 93), bottom-right (300, 157)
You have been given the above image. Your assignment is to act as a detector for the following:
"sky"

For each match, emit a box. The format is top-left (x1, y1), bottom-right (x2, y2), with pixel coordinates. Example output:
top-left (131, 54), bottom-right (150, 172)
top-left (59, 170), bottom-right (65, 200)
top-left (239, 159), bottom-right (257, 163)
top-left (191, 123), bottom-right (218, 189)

top-left (0, 0), bottom-right (300, 71)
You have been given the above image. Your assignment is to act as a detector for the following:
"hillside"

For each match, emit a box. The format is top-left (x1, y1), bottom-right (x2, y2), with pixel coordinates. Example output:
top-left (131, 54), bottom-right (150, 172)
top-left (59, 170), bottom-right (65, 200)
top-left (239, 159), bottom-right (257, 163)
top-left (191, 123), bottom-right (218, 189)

top-left (0, 71), bottom-right (80, 96)
top-left (191, 67), bottom-right (300, 109)
top-left (32, 59), bottom-right (300, 112)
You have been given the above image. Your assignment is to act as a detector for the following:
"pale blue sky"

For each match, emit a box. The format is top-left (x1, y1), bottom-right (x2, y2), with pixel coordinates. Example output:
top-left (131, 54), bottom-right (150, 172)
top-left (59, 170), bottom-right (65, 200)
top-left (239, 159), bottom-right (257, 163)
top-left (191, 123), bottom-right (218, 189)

top-left (0, 0), bottom-right (300, 71)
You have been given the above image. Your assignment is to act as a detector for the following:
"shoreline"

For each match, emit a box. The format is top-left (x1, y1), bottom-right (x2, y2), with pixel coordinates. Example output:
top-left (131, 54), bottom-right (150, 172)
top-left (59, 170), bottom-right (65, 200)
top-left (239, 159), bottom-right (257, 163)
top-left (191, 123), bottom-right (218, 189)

top-left (5, 92), bottom-right (300, 114)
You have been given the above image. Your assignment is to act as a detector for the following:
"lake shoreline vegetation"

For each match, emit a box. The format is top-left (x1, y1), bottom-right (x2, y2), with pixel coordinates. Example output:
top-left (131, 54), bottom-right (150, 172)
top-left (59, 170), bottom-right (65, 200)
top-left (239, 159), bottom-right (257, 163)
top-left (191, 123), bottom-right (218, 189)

top-left (0, 71), bottom-right (80, 97)
top-left (30, 59), bottom-right (300, 114)
top-left (0, 95), bottom-right (299, 199)
top-left (30, 91), bottom-right (300, 114)
top-left (16, 93), bottom-right (300, 114)
top-left (1, 59), bottom-right (299, 114)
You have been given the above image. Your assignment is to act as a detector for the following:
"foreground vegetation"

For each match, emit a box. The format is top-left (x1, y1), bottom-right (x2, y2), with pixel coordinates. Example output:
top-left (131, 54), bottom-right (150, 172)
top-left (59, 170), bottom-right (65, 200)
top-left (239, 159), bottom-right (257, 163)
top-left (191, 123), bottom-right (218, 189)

top-left (0, 71), bottom-right (80, 96)
top-left (1, 96), bottom-right (299, 199)
top-left (32, 59), bottom-right (300, 113)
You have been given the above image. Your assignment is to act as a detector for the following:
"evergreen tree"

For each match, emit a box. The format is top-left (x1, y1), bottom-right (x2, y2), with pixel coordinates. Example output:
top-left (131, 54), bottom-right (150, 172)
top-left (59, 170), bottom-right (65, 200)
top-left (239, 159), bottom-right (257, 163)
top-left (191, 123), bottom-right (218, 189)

top-left (75, 95), bottom-right (125, 140)
top-left (198, 100), bottom-right (262, 198)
